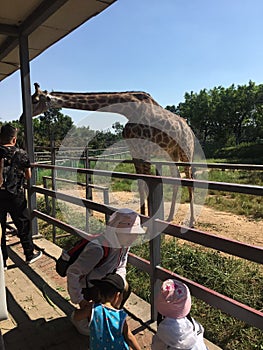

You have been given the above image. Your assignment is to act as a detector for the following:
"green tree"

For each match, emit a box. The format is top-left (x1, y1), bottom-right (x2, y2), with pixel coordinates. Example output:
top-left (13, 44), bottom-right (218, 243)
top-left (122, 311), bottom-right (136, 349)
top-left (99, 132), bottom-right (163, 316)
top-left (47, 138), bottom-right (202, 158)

top-left (171, 81), bottom-right (263, 155)
top-left (33, 108), bottom-right (74, 147)
top-left (88, 122), bottom-right (124, 153)
top-left (62, 125), bottom-right (96, 148)
top-left (112, 121), bottom-right (124, 139)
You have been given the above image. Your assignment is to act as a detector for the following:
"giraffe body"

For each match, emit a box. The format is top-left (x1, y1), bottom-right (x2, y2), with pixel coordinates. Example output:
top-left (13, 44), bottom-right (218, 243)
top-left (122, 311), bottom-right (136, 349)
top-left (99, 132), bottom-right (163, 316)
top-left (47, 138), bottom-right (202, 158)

top-left (30, 83), bottom-right (195, 225)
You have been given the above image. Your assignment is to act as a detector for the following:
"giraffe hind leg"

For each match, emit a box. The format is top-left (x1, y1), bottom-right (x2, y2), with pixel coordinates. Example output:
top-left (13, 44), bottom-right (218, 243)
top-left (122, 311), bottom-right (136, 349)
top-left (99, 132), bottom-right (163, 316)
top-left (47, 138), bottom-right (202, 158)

top-left (167, 165), bottom-right (180, 222)
top-left (133, 159), bottom-right (151, 216)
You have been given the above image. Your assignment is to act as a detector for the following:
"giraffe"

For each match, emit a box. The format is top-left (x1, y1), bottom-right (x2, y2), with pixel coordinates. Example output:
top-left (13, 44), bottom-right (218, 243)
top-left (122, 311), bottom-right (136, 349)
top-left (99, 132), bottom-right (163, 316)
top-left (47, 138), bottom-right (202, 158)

top-left (29, 83), bottom-right (195, 226)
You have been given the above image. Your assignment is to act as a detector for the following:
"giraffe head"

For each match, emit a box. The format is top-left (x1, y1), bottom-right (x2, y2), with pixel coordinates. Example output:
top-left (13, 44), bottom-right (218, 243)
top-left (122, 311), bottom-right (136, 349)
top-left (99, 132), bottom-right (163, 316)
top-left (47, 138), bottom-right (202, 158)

top-left (31, 82), bottom-right (60, 117)
top-left (19, 83), bottom-right (55, 122)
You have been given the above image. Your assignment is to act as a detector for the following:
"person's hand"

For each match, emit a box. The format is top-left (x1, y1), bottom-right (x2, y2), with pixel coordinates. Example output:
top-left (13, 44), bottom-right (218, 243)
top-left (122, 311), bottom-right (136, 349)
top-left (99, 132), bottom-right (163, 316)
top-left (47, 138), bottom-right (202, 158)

top-left (79, 299), bottom-right (90, 309)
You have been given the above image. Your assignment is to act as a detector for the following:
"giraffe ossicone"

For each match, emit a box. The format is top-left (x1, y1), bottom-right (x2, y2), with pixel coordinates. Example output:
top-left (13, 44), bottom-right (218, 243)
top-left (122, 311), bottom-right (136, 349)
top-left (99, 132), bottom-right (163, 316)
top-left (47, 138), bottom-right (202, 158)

top-left (29, 83), bottom-right (200, 227)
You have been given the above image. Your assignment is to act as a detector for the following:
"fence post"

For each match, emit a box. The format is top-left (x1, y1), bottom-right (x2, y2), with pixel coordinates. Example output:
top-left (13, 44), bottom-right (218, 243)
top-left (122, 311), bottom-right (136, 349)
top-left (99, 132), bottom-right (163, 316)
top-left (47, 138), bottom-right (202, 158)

top-left (155, 163), bottom-right (164, 218)
top-left (51, 141), bottom-right (57, 243)
top-left (103, 188), bottom-right (110, 223)
top-left (85, 146), bottom-right (93, 232)
top-left (42, 177), bottom-right (51, 213)
top-left (147, 175), bottom-right (164, 321)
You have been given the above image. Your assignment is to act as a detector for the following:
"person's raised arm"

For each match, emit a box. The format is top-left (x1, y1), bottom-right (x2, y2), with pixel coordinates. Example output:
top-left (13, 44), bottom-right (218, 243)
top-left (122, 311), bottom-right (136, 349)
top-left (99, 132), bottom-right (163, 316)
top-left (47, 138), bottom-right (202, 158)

top-left (67, 243), bottom-right (104, 306)
top-left (115, 249), bottom-right (128, 280)
top-left (73, 301), bottom-right (93, 322)
top-left (24, 167), bottom-right (31, 180)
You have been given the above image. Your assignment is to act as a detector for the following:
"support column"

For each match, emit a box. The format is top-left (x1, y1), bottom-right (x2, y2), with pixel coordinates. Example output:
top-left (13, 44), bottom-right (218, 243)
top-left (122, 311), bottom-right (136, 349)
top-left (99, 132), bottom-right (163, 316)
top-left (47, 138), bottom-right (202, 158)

top-left (19, 34), bottom-right (38, 236)
top-left (147, 175), bottom-right (164, 321)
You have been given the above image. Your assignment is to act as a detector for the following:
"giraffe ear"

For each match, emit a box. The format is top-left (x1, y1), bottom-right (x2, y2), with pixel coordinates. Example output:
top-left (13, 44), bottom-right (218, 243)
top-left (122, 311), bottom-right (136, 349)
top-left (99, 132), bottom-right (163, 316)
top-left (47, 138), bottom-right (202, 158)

top-left (34, 82), bottom-right (40, 91)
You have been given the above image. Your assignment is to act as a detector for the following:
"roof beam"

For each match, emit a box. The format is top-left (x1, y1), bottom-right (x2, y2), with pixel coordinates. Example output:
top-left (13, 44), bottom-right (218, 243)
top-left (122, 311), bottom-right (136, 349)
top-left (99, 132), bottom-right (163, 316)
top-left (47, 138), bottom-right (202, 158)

top-left (0, 0), bottom-right (69, 62)
top-left (0, 23), bottom-right (19, 36)
top-left (20, 0), bottom-right (70, 36)
top-left (0, 37), bottom-right (19, 61)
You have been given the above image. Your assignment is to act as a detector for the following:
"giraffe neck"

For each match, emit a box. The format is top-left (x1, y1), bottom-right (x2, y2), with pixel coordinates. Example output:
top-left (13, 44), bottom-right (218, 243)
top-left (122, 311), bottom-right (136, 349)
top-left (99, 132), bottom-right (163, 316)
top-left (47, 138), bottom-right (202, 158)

top-left (49, 91), bottom-right (160, 113)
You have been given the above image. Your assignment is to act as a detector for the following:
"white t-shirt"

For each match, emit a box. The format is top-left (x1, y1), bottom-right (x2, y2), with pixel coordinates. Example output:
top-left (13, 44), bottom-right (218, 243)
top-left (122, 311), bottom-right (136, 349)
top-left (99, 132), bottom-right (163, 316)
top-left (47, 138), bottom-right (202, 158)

top-left (152, 316), bottom-right (208, 350)
top-left (67, 238), bottom-right (128, 304)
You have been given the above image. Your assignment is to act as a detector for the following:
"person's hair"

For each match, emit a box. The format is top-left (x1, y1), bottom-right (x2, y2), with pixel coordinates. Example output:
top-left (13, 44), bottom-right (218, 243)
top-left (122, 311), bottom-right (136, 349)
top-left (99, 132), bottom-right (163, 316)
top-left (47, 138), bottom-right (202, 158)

top-left (0, 124), bottom-right (18, 144)
top-left (98, 282), bottom-right (122, 301)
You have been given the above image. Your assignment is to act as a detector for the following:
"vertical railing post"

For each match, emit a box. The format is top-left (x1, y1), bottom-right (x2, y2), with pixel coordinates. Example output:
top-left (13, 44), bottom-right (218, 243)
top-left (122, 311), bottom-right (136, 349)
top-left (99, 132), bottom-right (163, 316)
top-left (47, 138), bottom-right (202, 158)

top-left (42, 177), bottom-right (51, 213)
top-left (155, 163), bottom-right (164, 218)
top-left (84, 146), bottom-right (93, 232)
top-left (51, 141), bottom-right (57, 243)
top-left (103, 188), bottom-right (110, 223)
top-left (147, 175), bottom-right (164, 321)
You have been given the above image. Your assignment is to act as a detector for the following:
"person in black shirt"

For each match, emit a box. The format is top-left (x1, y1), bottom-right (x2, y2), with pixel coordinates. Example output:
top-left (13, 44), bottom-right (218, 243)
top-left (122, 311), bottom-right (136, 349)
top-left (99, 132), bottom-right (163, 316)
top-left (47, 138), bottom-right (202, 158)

top-left (0, 124), bottom-right (42, 268)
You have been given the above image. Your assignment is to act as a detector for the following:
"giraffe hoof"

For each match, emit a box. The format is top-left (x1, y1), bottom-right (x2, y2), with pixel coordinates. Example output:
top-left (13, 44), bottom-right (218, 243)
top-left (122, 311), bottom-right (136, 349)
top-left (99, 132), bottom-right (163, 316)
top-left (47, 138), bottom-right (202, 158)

top-left (181, 218), bottom-right (195, 228)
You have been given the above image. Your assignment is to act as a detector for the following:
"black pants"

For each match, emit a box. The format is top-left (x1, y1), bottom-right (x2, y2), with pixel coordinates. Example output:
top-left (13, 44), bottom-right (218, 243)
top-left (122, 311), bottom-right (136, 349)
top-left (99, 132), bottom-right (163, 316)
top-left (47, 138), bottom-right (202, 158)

top-left (0, 330), bottom-right (5, 350)
top-left (0, 190), bottom-right (34, 262)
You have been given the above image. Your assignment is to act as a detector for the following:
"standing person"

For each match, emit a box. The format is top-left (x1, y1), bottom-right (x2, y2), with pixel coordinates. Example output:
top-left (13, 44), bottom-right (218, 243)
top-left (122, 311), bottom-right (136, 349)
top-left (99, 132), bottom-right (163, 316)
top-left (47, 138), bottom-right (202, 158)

top-left (67, 208), bottom-right (145, 335)
top-left (0, 225), bottom-right (7, 350)
top-left (73, 273), bottom-right (141, 350)
top-left (0, 124), bottom-right (42, 268)
top-left (152, 279), bottom-right (208, 350)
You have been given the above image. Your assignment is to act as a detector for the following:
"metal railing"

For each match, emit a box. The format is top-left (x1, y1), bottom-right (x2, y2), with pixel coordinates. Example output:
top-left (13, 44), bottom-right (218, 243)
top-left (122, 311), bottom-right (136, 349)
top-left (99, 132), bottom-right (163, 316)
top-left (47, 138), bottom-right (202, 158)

top-left (30, 162), bottom-right (263, 330)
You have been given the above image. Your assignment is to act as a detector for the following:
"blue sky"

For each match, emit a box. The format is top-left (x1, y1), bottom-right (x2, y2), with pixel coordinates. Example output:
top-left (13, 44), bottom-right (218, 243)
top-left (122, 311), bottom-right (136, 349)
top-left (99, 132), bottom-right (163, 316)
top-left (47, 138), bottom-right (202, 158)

top-left (1, 0), bottom-right (263, 130)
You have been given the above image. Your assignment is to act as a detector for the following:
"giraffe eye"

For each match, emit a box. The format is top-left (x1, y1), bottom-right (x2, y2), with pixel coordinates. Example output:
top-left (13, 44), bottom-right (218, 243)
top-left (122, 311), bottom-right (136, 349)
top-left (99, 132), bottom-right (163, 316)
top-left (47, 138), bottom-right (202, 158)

top-left (32, 96), bottom-right (39, 103)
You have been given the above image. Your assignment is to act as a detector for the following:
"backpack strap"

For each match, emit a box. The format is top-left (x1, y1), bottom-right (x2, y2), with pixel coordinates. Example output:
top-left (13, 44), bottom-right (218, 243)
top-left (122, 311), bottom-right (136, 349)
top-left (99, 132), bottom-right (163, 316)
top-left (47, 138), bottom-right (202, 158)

top-left (96, 241), bottom-right (110, 267)
top-left (68, 238), bottom-right (89, 256)
top-left (68, 236), bottom-right (110, 267)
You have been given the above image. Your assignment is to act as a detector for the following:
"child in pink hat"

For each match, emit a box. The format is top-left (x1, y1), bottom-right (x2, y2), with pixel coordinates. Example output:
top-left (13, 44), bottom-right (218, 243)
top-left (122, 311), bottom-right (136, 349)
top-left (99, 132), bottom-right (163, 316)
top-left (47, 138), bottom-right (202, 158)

top-left (151, 279), bottom-right (208, 350)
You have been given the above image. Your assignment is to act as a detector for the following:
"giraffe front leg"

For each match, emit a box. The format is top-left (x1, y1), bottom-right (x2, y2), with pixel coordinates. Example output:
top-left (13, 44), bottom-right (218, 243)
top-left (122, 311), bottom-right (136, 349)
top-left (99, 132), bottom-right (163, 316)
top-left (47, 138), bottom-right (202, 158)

top-left (138, 179), bottom-right (147, 215)
top-left (185, 166), bottom-right (195, 228)
top-left (187, 186), bottom-right (195, 227)
top-left (167, 165), bottom-right (180, 222)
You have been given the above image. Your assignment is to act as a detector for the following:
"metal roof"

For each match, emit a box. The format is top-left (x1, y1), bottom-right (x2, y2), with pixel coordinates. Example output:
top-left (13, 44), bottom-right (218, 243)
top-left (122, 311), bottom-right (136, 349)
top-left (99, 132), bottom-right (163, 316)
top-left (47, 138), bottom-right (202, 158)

top-left (0, 0), bottom-right (116, 82)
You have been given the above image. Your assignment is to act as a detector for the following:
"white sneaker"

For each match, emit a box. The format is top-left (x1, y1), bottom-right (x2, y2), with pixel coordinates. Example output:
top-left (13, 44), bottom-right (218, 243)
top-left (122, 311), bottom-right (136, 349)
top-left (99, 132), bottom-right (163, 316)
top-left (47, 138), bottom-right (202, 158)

top-left (26, 251), bottom-right (42, 264)
top-left (70, 311), bottom-right (90, 336)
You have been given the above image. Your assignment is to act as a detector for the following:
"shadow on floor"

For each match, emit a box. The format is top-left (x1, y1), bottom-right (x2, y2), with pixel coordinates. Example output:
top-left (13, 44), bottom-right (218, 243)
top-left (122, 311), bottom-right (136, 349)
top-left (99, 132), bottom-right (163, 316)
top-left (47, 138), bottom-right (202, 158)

top-left (3, 317), bottom-right (88, 350)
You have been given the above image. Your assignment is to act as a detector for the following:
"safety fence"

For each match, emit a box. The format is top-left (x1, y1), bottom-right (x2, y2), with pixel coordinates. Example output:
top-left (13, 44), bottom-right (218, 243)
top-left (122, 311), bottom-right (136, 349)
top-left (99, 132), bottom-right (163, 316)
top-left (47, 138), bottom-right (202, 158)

top-left (27, 160), bottom-right (263, 331)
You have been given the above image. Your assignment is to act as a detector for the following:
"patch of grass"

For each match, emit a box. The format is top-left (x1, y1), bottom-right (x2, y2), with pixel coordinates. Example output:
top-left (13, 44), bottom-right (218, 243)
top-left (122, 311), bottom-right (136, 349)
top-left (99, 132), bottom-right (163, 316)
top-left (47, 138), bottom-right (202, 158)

top-left (37, 197), bottom-right (105, 248)
top-left (208, 169), bottom-right (263, 185)
top-left (213, 143), bottom-right (263, 164)
top-left (36, 168), bottom-right (52, 185)
top-left (206, 170), bottom-right (263, 219)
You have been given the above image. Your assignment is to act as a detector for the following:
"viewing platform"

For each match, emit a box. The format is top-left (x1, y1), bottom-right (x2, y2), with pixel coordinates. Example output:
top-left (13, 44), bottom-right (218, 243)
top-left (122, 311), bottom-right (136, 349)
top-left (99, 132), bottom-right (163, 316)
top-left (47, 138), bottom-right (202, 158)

top-left (1, 234), bottom-right (220, 350)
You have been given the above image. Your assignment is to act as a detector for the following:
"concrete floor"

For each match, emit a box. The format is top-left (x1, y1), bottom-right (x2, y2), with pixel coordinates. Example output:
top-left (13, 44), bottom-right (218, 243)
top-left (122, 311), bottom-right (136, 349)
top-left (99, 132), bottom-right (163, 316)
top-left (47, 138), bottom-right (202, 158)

top-left (1, 234), bottom-right (220, 350)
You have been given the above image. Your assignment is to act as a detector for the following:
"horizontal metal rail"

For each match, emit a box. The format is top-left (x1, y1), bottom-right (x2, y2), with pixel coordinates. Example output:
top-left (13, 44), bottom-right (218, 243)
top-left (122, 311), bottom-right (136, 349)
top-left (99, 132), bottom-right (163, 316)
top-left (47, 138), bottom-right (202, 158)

top-left (32, 163), bottom-right (263, 196)
top-left (84, 158), bottom-right (263, 171)
top-left (30, 162), bottom-right (263, 331)
top-left (34, 157), bottom-right (263, 171)
top-left (42, 176), bottom-right (108, 191)
top-left (33, 210), bottom-right (110, 240)
top-left (155, 220), bottom-right (263, 264)
top-left (32, 185), bottom-right (262, 265)
top-left (128, 253), bottom-right (263, 330)
top-left (32, 186), bottom-right (113, 213)
top-left (156, 265), bottom-right (263, 330)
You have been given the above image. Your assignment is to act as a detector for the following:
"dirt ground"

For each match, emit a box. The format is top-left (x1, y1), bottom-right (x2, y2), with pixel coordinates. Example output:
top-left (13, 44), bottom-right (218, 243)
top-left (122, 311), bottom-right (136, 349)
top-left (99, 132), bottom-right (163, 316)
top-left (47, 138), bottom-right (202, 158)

top-left (68, 188), bottom-right (263, 248)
